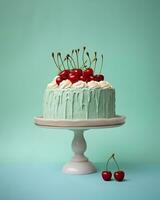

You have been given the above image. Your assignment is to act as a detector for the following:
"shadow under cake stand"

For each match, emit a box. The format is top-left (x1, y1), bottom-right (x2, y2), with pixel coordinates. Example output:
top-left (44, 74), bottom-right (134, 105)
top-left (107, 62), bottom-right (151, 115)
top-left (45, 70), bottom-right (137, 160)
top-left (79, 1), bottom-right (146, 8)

top-left (34, 116), bottom-right (125, 175)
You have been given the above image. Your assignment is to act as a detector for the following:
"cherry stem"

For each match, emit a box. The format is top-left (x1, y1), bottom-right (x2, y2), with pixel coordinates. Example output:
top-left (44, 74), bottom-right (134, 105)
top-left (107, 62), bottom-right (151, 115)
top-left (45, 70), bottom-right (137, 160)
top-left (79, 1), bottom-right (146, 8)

top-left (86, 52), bottom-right (91, 67)
top-left (100, 54), bottom-right (103, 74)
top-left (65, 57), bottom-right (70, 69)
top-left (68, 54), bottom-right (76, 68)
top-left (52, 52), bottom-right (61, 71)
top-left (82, 46), bottom-right (86, 67)
top-left (58, 52), bottom-right (65, 70)
top-left (93, 52), bottom-right (97, 71)
top-left (106, 153), bottom-right (114, 171)
top-left (71, 49), bottom-right (74, 56)
top-left (57, 53), bottom-right (61, 71)
top-left (81, 60), bottom-right (87, 68)
top-left (67, 55), bottom-right (74, 68)
top-left (112, 154), bottom-right (120, 170)
top-left (75, 49), bottom-right (79, 68)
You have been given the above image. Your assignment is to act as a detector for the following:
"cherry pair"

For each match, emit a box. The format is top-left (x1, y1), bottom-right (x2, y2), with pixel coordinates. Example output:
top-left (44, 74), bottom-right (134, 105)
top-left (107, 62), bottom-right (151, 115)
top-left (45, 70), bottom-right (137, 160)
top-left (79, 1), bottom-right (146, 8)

top-left (101, 154), bottom-right (125, 182)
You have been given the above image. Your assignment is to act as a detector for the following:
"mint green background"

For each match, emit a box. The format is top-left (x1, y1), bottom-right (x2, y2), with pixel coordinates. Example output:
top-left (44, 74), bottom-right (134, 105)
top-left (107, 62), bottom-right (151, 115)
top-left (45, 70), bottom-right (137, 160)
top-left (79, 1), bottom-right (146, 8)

top-left (0, 0), bottom-right (160, 165)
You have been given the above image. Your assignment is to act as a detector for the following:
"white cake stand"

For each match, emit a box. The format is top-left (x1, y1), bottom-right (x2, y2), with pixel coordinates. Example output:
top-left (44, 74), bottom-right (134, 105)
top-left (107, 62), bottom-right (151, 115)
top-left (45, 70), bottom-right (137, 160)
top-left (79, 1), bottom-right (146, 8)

top-left (34, 115), bottom-right (125, 175)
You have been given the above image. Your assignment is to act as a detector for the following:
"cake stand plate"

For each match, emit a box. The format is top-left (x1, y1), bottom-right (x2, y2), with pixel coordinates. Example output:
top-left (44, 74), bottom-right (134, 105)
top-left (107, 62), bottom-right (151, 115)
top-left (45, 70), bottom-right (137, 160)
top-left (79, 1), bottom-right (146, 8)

top-left (34, 116), bottom-right (125, 175)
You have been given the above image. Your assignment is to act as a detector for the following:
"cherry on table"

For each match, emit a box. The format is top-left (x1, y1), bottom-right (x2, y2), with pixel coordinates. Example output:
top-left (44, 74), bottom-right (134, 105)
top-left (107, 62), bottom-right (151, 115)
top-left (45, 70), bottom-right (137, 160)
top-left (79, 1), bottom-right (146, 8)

top-left (101, 171), bottom-right (112, 181)
top-left (114, 170), bottom-right (125, 182)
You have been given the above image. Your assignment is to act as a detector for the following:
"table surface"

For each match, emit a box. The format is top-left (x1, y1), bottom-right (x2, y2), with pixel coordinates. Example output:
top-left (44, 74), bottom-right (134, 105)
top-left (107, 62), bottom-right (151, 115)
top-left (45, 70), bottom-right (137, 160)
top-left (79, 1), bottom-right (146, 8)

top-left (0, 163), bottom-right (160, 200)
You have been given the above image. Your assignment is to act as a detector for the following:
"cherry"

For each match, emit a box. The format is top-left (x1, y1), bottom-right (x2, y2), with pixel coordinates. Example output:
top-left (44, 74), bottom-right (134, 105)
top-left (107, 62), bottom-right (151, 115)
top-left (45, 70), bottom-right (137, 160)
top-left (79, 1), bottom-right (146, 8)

top-left (112, 154), bottom-right (125, 182)
top-left (101, 153), bottom-right (125, 182)
top-left (56, 76), bottom-right (63, 85)
top-left (70, 68), bottom-right (82, 77)
top-left (79, 75), bottom-right (86, 81)
top-left (83, 68), bottom-right (94, 78)
top-left (114, 171), bottom-right (125, 182)
top-left (101, 154), bottom-right (114, 181)
top-left (88, 75), bottom-right (95, 81)
top-left (101, 171), bottom-right (112, 181)
top-left (94, 74), bottom-right (104, 82)
top-left (59, 69), bottom-right (70, 80)
top-left (68, 72), bottom-right (79, 83)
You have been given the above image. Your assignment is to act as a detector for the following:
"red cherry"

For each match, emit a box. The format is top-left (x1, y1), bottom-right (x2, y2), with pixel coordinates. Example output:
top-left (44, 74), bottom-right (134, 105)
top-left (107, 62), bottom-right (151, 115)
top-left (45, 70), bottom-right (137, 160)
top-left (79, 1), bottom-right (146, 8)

top-left (88, 75), bottom-right (95, 81)
top-left (94, 74), bottom-right (104, 82)
top-left (83, 68), bottom-right (94, 78)
top-left (79, 75), bottom-right (86, 81)
top-left (56, 76), bottom-right (63, 85)
top-left (70, 69), bottom-right (82, 77)
top-left (101, 171), bottom-right (112, 181)
top-left (114, 171), bottom-right (125, 182)
top-left (59, 70), bottom-right (70, 80)
top-left (68, 73), bottom-right (79, 83)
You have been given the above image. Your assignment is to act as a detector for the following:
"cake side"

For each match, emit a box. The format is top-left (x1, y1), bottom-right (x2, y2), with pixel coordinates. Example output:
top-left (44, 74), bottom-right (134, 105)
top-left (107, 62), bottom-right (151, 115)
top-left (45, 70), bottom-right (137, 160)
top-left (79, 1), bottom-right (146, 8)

top-left (43, 87), bottom-right (115, 120)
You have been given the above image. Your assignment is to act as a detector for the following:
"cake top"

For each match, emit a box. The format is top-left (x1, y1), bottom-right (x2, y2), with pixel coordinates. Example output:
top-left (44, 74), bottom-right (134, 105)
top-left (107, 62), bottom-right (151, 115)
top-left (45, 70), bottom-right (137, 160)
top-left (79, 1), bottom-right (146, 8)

top-left (48, 47), bottom-right (113, 89)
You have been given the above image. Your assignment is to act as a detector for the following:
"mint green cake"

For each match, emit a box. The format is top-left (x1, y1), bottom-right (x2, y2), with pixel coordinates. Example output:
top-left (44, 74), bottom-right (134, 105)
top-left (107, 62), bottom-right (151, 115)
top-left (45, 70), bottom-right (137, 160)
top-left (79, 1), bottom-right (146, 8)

top-left (43, 47), bottom-right (116, 120)
top-left (43, 87), bottom-right (115, 120)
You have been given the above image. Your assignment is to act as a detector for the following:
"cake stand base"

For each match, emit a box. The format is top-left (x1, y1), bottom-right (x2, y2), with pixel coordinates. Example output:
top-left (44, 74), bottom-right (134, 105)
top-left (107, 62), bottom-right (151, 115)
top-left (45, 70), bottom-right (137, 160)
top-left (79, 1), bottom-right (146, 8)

top-left (63, 129), bottom-right (96, 175)
top-left (63, 160), bottom-right (96, 175)
top-left (34, 116), bottom-right (125, 175)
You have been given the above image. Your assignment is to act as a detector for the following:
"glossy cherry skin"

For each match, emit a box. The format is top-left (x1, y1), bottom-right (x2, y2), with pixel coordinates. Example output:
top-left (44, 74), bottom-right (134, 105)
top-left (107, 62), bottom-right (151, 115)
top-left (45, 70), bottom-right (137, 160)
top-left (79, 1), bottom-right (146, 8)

top-left (59, 69), bottom-right (70, 80)
top-left (94, 74), bottom-right (104, 82)
top-left (114, 171), bottom-right (125, 182)
top-left (68, 73), bottom-right (79, 83)
top-left (88, 75), bottom-right (96, 81)
top-left (56, 76), bottom-right (63, 85)
top-left (79, 75), bottom-right (86, 81)
top-left (70, 69), bottom-right (82, 77)
top-left (101, 171), bottom-right (112, 181)
top-left (83, 68), bottom-right (94, 78)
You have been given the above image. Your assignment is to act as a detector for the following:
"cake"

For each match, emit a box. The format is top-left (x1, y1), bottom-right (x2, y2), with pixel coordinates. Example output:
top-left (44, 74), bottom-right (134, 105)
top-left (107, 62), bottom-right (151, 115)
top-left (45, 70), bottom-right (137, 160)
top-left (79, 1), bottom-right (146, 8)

top-left (43, 47), bottom-right (115, 120)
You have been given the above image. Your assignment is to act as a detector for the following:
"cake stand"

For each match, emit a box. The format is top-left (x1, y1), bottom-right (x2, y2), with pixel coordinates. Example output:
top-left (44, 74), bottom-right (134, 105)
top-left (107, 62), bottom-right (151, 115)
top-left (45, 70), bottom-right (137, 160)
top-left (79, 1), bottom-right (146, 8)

top-left (34, 115), bottom-right (125, 175)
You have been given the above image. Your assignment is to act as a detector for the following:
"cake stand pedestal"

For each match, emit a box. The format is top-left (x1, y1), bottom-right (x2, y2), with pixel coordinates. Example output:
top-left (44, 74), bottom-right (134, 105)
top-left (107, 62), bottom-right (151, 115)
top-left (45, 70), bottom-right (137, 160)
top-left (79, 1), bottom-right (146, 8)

top-left (34, 116), bottom-right (125, 175)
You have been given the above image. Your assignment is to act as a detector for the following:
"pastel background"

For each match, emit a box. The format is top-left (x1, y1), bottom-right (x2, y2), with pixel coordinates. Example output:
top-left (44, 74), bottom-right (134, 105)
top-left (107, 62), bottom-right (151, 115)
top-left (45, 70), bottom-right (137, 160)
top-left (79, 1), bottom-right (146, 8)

top-left (0, 0), bottom-right (160, 199)
top-left (1, 0), bottom-right (159, 164)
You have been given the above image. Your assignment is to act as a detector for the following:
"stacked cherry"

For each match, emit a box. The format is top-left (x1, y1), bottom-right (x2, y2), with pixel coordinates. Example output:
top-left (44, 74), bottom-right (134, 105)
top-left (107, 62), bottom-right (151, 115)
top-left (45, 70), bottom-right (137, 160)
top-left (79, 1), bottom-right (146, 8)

top-left (51, 47), bottom-right (105, 85)
top-left (101, 153), bottom-right (125, 182)
top-left (56, 68), bottom-right (104, 85)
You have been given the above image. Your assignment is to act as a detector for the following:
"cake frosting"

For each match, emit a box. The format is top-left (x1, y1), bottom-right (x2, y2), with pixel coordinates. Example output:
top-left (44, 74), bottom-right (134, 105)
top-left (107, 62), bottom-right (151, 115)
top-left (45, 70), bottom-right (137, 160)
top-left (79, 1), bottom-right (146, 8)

top-left (43, 47), bottom-right (116, 120)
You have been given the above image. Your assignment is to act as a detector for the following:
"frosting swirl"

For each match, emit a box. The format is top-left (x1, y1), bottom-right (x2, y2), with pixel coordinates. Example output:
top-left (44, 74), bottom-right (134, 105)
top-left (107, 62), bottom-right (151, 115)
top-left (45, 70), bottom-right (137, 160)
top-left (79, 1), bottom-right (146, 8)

top-left (59, 79), bottom-right (72, 89)
top-left (99, 81), bottom-right (112, 89)
top-left (72, 81), bottom-right (87, 88)
top-left (47, 80), bottom-right (58, 89)
top-left (87, 81), bottom-right (100, 89)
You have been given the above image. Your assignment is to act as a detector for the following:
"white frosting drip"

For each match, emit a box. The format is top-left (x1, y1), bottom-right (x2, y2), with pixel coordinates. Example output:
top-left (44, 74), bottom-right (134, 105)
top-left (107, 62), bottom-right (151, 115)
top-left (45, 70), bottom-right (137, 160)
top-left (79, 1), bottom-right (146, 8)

top-left (99, 81), bottom-right (112, 89)
top-left (87, 81), bottom-right (100, 89)
top-left (72, 81), bottom-right (87, 88)
top-left (59, 79), bottom-right (72, 89)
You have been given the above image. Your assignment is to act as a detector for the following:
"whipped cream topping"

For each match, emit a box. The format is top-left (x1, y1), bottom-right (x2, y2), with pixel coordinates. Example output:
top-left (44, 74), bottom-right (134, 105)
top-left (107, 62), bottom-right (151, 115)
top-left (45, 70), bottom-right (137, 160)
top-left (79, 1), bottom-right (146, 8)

top-left (87, 81), bottom-right (100, 89)
top-left (72, 81), bottom-right (87, 88)
top-left (99, 81), bottom-right (112, 89)
top-left (47, 78), bottom-right (113, 89)
top-left (59, 79), bottom-right (72, 89)
top-left (47, 79), bottom-right (58, 89)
